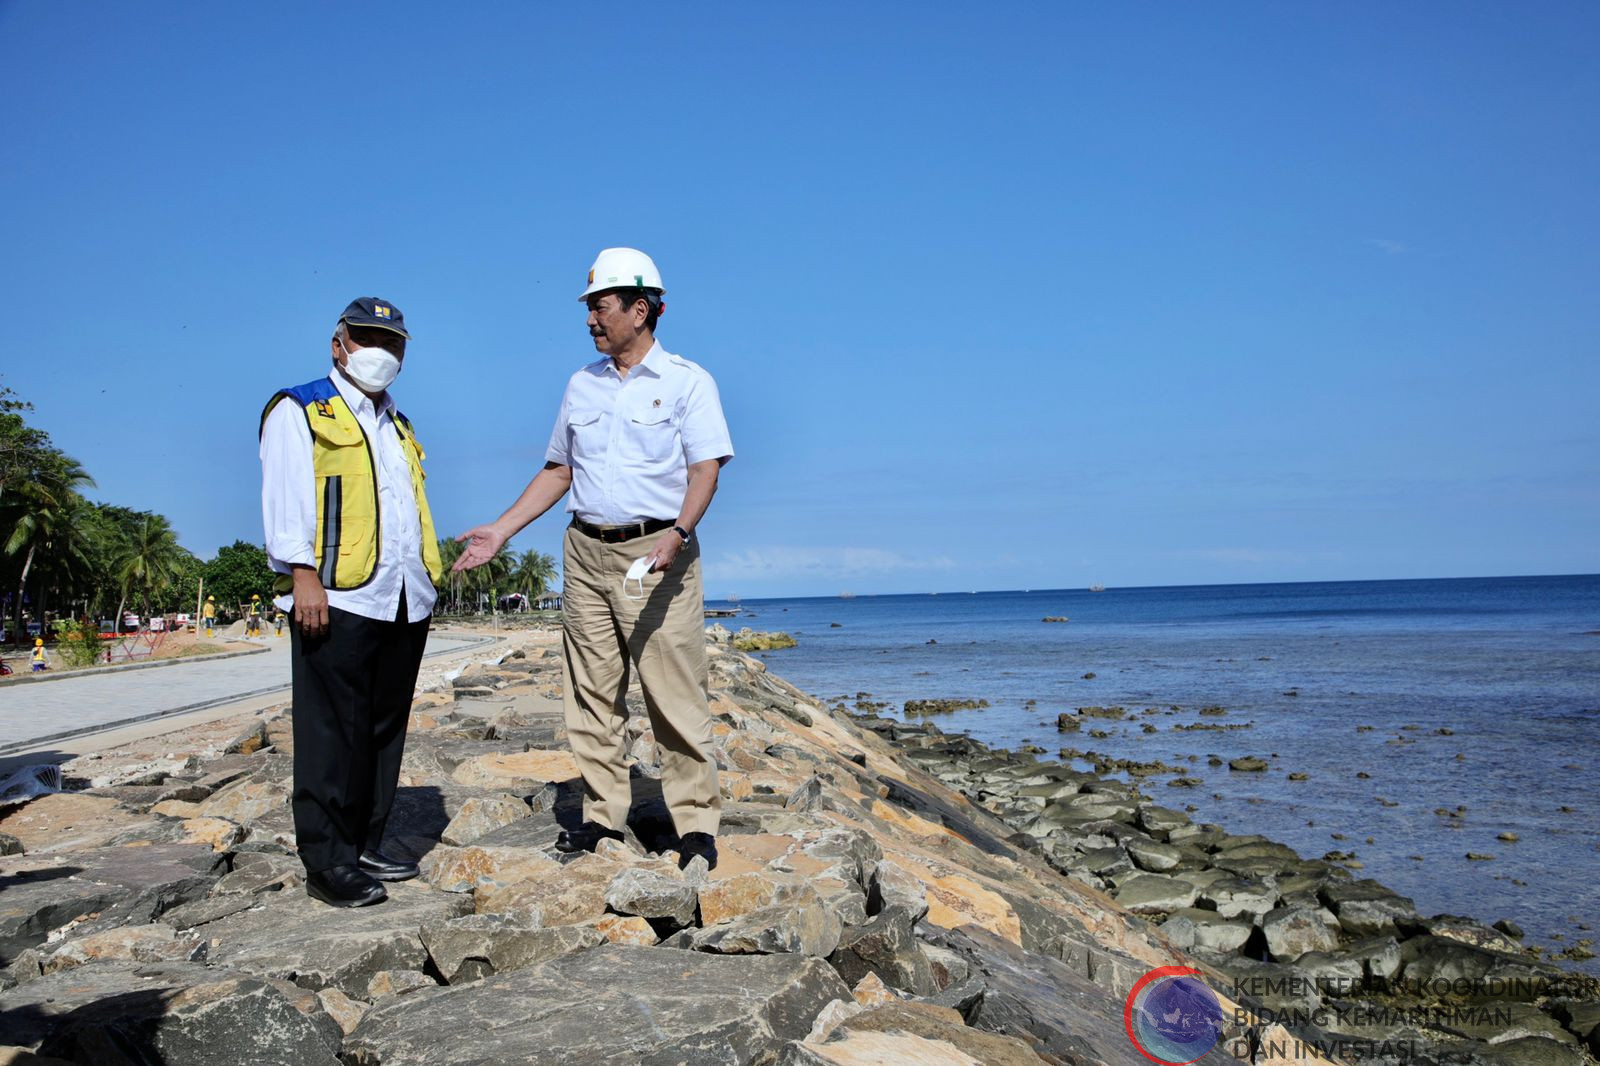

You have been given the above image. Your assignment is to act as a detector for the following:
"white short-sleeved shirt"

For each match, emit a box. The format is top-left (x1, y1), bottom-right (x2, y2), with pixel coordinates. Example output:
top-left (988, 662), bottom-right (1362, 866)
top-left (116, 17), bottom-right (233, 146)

top-left (545, 342), bottom-right (733, 525)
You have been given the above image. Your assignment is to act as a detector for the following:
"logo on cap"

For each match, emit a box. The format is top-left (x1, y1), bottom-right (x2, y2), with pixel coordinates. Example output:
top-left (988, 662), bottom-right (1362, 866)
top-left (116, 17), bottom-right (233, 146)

top-left (587, 270), bottom-right (596, 285)
top-left (373, 305), bottom-right (392, 320)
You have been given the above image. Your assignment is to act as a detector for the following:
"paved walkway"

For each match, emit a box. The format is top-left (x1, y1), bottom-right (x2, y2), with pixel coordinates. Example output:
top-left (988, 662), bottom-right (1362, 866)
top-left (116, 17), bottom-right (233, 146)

top-left (0, 632), bottom-right (490, 754)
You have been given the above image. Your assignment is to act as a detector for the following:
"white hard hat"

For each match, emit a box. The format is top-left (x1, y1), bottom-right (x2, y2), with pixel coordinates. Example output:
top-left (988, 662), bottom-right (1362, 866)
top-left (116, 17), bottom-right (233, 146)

top-left (580, 247), bottom-right (663, 300)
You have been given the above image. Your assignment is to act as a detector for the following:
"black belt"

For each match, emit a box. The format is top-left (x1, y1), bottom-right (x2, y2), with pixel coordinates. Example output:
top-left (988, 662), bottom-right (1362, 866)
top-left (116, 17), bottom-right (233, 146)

top-left (571, 517), bottom-right (674, 544)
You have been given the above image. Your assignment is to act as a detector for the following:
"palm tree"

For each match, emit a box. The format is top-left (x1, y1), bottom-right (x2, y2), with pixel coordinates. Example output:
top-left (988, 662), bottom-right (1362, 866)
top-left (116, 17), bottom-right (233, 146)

top-left (469, 549), bottom-right (513, 612)
top-left (435, 537), bottom-right (464, 613)
top-left (4, 450), bottom-right (94, 635)
top-left (512, 549), bottom-right (558, 603)
top-left (113, 513), bottom-right (184, 632)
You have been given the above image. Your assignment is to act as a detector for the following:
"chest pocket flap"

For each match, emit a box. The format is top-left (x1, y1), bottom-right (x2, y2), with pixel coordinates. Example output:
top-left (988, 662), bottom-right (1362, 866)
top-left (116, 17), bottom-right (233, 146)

top-left (630, 408), bottom-right (673, 428)
top-left (306, 409), bottom-right (364, 447)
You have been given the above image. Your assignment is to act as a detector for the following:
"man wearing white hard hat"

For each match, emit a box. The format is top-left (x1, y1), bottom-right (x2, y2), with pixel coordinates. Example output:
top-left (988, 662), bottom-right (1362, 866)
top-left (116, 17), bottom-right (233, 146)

top-left (455, 248), bottom-right (733, 870)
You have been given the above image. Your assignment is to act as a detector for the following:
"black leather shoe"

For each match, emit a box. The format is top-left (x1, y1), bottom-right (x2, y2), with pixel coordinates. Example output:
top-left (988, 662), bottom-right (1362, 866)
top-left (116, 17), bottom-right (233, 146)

top-left (306, 864), bottom-right (387, 907)
top-left (677, 831), bottom-right (718, 871)
top-left (554, 821), bottom-right (625, 854)
top-left (358, 849), bottom-right (420, 882)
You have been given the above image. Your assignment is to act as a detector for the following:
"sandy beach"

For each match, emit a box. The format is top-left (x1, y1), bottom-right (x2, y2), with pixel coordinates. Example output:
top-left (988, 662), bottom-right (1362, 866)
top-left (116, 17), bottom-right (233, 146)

top-left (0, 622), bottom-right (1595, 1064)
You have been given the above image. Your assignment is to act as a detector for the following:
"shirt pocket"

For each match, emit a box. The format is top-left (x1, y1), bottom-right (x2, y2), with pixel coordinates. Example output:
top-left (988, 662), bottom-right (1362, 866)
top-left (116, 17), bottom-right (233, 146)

top-left (567, 409), bottom-right (608, 461)
top-left (622, 407), bottom-right (678, 463)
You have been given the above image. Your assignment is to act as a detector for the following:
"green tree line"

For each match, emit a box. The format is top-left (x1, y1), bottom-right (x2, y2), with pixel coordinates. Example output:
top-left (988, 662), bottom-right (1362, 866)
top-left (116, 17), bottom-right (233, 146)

top-left (1, 380), bottom-right (557, 639)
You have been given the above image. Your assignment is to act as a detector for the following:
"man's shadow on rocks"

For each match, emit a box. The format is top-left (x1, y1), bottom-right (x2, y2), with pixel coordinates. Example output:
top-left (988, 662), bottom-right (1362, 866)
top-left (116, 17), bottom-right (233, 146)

top-left (383, 776), bottom-right (679, 859)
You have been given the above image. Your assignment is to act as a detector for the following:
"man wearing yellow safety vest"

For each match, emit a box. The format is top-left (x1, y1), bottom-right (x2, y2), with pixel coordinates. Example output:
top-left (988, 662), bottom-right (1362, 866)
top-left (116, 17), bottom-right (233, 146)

top-left (260, 297), bottom-right (442, 908)
top-left (455, 249), bottom-right (732, 871)
top-left (247, 594), bottom-right (264, 636)
top-left (31, 638), bottom-right (48, 672)
top-left (201, 595), bottom-right (217, 637)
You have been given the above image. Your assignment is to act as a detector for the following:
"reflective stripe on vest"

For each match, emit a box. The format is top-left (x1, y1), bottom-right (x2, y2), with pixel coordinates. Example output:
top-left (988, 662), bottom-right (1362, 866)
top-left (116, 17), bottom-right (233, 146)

top-left (261, 378), bottom-right (443, 592)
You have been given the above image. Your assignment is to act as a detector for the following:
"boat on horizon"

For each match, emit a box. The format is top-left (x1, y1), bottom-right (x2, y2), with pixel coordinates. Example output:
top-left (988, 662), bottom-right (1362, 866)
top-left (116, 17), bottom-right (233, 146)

top-left (1089, 584), bottom-right (1106, 592)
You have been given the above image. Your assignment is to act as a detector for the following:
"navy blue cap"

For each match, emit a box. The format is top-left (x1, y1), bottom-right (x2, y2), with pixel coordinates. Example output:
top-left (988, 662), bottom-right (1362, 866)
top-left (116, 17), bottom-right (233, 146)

top-left (338, 297), bottom-right (410, 339)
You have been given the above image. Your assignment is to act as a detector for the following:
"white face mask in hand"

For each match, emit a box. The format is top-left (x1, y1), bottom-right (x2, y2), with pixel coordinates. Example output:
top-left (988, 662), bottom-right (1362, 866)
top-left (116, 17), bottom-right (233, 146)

top-left (623, 555), bottom-right (654, 601)
top-left (341, 341), bottom-right (401, 393)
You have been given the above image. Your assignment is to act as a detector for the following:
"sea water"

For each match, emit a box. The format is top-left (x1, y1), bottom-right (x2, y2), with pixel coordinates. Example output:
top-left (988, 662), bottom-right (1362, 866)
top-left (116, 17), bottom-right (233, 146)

top-left (723, 575), bottom-right (1600, 970)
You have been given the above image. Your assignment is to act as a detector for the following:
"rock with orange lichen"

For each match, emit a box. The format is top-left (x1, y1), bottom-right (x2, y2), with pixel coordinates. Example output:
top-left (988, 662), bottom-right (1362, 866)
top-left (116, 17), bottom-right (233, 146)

top-left (591, 914), bottom-right (657, 946)
top-left (420, 843), bottom-right (561, 894)
top-left (449, 750), bottom-right (578, 789)
top-left (473, 853), bottom-right (622, 926)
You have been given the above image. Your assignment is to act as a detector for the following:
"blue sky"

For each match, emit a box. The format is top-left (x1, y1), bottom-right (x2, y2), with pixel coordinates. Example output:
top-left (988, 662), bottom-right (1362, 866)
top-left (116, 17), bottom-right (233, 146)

top-left (2, 3), bottom-right (1595, 598)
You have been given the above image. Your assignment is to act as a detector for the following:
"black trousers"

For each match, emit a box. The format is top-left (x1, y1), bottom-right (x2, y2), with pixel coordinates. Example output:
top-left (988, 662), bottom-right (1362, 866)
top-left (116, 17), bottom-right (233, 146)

top-left (289, 598), bottom-right (429, 874)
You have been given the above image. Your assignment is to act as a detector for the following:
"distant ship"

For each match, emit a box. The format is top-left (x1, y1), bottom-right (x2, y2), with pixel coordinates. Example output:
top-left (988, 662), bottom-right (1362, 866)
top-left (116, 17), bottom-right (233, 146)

top-left (839, 591), bottom-right (856, 599)
top-left (1089, 584), bottom-right (1106, 593)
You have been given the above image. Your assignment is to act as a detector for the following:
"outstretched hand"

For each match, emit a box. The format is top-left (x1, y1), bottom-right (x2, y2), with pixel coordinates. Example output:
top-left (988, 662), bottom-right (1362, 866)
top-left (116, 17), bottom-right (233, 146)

top-left (454, 525), bottom-right (507, 572)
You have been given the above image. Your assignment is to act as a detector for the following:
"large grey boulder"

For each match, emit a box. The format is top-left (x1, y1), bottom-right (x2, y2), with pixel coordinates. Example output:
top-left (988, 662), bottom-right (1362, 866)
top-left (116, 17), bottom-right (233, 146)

top-left (1160, 908), bottom-right (1253, 954)
top-left (1125, 836), bottom-right (1184, 872)
top-left (344, 945), bottom-right (851, 1065)
top-left (0, 961), bottom-right (340, 1064)
top-left (1113, 873), bottom-right (1199, 914)
top-left (927, 924), bottom-right (1237, 1064)
top-left (0, 843), bottom-right (222, 964)
top-left (205, 880), bottom-right (471, 996)
top-left (824, 906), bottom-right (935, 995)
top-left (420, 913), bottom-right (604, 983)
top-left (1261, 904), bottom-right (1341, 962)
top-left (439, 793), bottom-right (531, 846)
top-left (1198, 876), bottom-right (1279, 922)
top-left (604, 866), bottom-right (700, 928)
top-left (1318, 879), bottom-right (1420, 938)
top-left (1397, 936), bottom-right (1562, 1000)
top-left (692, 898), bottom-right (843, 958)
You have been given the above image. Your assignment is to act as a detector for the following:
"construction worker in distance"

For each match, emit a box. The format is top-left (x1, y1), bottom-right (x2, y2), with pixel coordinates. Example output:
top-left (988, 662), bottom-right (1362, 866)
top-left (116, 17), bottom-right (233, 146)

top-left (202, 595), bottom-right (217, 637)
top-left (31, 638), bottom-right (48, 672)
top-left (454, 248), bottom-right (732, 872)
top-left (260, 296), bottom-right (442, 908)
top-left (247, 594), bottom-right (264, 636)
top-left (273, 606), bottom-right (286, 638)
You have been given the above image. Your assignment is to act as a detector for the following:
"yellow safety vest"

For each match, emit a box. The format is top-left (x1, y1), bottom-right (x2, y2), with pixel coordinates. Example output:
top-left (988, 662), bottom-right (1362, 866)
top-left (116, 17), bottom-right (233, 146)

top-left (261, 380), bottom-right (443, 593)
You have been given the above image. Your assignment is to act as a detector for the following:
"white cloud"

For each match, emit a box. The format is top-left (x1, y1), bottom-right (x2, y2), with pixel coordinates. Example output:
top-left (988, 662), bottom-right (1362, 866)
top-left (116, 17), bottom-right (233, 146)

top-left (1366, 237), bottom-right (1409, 255)
top-left (706, 546), bottom-right (957, 583)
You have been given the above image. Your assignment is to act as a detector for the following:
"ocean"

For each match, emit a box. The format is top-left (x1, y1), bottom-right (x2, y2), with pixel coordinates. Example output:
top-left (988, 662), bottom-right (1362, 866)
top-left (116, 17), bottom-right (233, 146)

top-left (719, 574), bottom-right (1600, 970)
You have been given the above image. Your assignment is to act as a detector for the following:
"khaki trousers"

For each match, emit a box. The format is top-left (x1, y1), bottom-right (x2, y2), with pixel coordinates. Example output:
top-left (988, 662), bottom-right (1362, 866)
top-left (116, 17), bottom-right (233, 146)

top-left (561, 523), bottom-right (721, 837)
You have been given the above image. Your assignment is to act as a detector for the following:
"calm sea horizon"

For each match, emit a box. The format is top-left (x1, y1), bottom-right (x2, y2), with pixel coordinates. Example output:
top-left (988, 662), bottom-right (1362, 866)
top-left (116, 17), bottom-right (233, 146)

top-left (718, 573), bottom-right (1600, 971)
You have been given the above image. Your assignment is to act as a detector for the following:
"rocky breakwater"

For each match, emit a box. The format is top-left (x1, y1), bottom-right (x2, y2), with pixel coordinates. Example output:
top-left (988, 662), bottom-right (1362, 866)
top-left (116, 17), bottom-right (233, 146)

top-left (854, 712), bottom-right (1600, 1066)
top-left (0, 627), bottom-right (1497, 1065)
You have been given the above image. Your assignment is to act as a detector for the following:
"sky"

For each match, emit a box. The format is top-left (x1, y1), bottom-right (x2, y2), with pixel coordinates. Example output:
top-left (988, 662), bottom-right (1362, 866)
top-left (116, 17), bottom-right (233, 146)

top-left (2, 3), bottom-right (1596, 598)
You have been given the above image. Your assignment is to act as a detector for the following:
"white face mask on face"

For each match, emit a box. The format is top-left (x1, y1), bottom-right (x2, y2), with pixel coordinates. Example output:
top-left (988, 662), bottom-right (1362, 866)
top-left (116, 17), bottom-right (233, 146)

top-left (340, 339), bottom-right (402, 393)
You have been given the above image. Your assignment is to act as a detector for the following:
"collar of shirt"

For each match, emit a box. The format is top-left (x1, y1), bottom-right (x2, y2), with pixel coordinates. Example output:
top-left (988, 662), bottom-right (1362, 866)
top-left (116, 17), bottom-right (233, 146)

top-left (595, 341), bottom-right (666, 381)
top-left (327, 369), bottom-right (396, 421)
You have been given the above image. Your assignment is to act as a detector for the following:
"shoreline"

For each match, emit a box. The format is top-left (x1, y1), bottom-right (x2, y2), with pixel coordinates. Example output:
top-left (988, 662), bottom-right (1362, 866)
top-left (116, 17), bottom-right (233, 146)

top-left (0, 628), bottom-right (1594, 1064)
top-left (845, 707), bottom-right (1599, 1020)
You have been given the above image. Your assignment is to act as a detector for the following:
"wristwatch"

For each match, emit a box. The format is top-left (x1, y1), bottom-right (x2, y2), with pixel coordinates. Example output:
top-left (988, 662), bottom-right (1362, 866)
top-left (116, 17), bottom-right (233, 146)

top-left (672, 525), bottom-right (692, 544)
